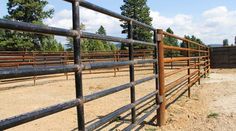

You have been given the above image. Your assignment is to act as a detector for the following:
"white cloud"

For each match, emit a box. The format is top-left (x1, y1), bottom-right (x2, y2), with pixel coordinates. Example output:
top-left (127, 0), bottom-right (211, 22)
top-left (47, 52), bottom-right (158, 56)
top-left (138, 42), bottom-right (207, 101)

top-left (44, 9), bottom-right (72, 29)
top-left (46, 6), bottom-right (236, 45)
top-left (45, 7), bottom-right (122, 35)
top-left (45, 7), bottom-right (123, 45)
top-left (45, 4), bottom-right (55, 10)
top-left (151, 6), bottom-right (236, 44)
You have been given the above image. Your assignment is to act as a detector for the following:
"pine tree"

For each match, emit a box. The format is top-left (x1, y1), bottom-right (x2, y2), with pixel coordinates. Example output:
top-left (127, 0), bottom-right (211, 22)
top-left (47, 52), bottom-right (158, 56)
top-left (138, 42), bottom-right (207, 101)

top-left (120, 0), bottom-right (153, 50)
top-left (223, 39), bottom-right (229, 47)
top-left (163, 28), bottom-right (179, 57)
top-left (0, 0), bottom-right (62, 51)
top-left (96, 25), bottom-right (116, 51)
top-left (67, 25), bottom-right (116, 52)
top-left (180, 35), bottom-right (204, 56)
top-left (97, 26), bottom-right (106, 35)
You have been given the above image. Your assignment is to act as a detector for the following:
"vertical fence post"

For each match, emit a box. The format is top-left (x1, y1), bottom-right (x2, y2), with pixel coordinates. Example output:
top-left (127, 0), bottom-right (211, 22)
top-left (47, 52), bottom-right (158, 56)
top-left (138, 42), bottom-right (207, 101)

top-left (117, 50), bottom-right (120, 72)
top-left (153, 30), bottom-right (160, 126)
top-left (198, 45), bottom-right (201, 85)
top-left (128, 20), bottom-right (136, 123)
top-left (186, 41), bottom-right (191, 97)
top-left (207, 47), bottom-right (210, 75)
top-left (113, 51), bottom-right (117, 77)
top-left (33, 51), bottom-right (36, 86)
top-left (170, 49), bottom-right (173, 69)
top-left (157, 29), bottom-right (166, 126)
top-left (204, 48), bottom-right (207, 78)
top-left (64, 52), bottom-right (69, 80)
top-left (72, 1), bottom-right (85, 130)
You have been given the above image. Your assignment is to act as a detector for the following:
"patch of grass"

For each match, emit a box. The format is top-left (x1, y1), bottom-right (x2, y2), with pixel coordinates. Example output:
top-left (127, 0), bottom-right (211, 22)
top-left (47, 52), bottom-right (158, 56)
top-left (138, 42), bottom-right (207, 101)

top-left (145, 127), bottom-right (156, 131)
top-left (89, 85), bottom-right (103, 90)
top-left (207, 112), bottom-right (219, 118)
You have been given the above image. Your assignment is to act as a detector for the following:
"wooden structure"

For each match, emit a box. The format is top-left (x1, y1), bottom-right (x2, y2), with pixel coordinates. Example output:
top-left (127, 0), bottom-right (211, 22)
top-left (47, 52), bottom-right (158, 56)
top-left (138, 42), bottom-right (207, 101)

top-left (210, 46), bottom-right (236, 68)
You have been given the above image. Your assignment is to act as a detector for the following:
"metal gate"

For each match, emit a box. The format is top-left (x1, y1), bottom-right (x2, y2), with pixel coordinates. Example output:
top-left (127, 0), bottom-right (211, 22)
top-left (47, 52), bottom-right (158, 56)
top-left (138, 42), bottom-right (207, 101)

top-left (0, 0), bottom-right (161, 130)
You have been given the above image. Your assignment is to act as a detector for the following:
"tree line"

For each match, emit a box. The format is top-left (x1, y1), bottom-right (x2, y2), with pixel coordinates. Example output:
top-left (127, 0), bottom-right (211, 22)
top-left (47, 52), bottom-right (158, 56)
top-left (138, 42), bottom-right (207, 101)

top-left (0, 0), bottom-right (205, 53)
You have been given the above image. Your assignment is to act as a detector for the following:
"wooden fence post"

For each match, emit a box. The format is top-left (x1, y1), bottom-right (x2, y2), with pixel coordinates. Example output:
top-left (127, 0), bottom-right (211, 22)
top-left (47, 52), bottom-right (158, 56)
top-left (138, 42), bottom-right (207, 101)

top-left (157, 29), bottom-right (166, 126)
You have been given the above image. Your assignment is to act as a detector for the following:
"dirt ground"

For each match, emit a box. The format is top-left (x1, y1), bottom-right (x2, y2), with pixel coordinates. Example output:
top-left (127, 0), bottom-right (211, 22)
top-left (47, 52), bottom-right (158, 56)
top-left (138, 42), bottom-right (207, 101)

top-left (0, 69), bottom-right (236, 131)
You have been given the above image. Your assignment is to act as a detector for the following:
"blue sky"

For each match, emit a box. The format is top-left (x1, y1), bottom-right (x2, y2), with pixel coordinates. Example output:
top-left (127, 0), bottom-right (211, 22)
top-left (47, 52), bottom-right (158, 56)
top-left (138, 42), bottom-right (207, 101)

top-left (1, 0), bottom-right (236, 44)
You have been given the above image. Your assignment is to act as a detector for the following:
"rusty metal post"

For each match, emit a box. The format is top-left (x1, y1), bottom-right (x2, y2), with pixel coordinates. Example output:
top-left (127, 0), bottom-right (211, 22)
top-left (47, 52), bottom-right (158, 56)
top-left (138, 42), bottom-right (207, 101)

top-left (128, 20), bottom-right (136, 123)
top-left (186, 41), bottom-right (191, 97)
top-left (204, 48), bottom-right (207, 78)
top-left (64, 52), bottom-right (69, 80)
top-left (117, 50), bottom-right (120, 71)
top-left (153, 30), bottom-right (160, 126)
top-left (113, 51), bottom-right (117, 77)
top-left (33, 52), bottom-right (36, 86)
top-left (171, 49), bottom-right (173, 69)
top-left (72, 0), bottom-right (85, 130)
top-left (207, 47), bottom-right (210, 76)
top-left (157, 29), bottom-right (166, 126)
top-left (198, 45), bottom-right (201, 84)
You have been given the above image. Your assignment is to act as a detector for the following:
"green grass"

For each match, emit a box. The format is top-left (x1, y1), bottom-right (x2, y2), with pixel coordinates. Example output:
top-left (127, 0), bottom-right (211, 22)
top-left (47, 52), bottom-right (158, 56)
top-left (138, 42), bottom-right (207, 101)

top-left (145, 127), bottom-right (156, 131)
top-left (207, 112), bottom-right (219, 118)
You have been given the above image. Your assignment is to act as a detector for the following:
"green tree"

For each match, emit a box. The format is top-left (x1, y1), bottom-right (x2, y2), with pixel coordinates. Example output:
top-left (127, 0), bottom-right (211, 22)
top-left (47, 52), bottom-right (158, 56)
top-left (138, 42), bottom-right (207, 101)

top-left (120, 0), bottom-right (153, 50)
top-left (66, 23), bottom-right (88, 51)
top-left (96, 25), bottom-right (117, 51)
top-left (180, 35), bottom-right (204, 56)
top-left (0, 0), bottom-right (62, 51)
top-left (41, 36), bottom-right (64, 51)
top-left (223, 39), bottom-right (229, 47)
top-left (163, 28), bottom-right (179, 57)
top-left (67, 25), bottom-right (116, 52)
top-left (97, 25), bottom-right (106, 35)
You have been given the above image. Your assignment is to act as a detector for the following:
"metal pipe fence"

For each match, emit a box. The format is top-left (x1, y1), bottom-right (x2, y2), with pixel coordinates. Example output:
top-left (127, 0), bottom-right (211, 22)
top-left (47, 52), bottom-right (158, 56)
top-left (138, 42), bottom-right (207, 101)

top-left (0, 0), bottom-right (210, 130)
top-left (0, 50), bottom-right (195, 85)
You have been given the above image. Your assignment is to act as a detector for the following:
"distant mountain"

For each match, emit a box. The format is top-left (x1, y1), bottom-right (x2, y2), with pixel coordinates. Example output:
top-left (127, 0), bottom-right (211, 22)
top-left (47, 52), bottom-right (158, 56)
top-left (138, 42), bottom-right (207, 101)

top-left (115, 43), bottom-right (121, 49)
top-left (208, 44), bottom-right (223, 47)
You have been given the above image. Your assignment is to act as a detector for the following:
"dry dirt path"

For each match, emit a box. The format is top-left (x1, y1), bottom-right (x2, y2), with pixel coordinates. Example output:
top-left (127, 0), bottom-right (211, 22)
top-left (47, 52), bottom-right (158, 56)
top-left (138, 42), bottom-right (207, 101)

top-left (0, 69), bottom-right (236, 131)
top-left (154, 69), bottom-right (236, 131)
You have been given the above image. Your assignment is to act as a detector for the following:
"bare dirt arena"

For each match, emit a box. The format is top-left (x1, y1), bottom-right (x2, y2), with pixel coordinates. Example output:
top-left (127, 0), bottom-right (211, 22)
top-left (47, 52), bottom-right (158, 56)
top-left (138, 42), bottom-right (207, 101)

top-left (0, 69), bottom-right (236, 131)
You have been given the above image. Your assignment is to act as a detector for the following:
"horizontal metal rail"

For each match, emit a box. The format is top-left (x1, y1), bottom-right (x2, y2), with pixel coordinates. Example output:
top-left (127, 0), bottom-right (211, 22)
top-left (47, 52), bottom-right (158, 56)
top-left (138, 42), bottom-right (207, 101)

top-left (86, 90), bottom-right (159, 131)
top-left (0, 99), bottom-right (82, 130)
top-left (0, 19), bottom-right (78, 37)
top-left (123, 105), bottom-right (159, 131)
top-left (0, 59), bottom-right (157, 79)
top-left (162, 31), bottom-right (208, 48)
top-left (81, 32), bottom-right (156, 46)
top-left (164, 56), bottom-right (208, 63)
top-left (0, 65), bottom-right (80, 79)
top-left (165, 70), bottom-right (199, 92)
top-left (163, 45), bottom-right (208, 53)
top-left (0, 75), bottom-right (159, 130)
top-left (164, 63), bottom-right (200, 78)
top-left (78, 0), bottom-right (155, 31)
top-left (84, 75), bottom-right (158, 102)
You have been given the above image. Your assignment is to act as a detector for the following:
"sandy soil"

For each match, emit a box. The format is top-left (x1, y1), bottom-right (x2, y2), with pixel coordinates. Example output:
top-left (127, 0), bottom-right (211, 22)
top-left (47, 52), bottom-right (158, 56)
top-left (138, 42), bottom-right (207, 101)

top-left (0, 69), bottom-right (236, 131)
